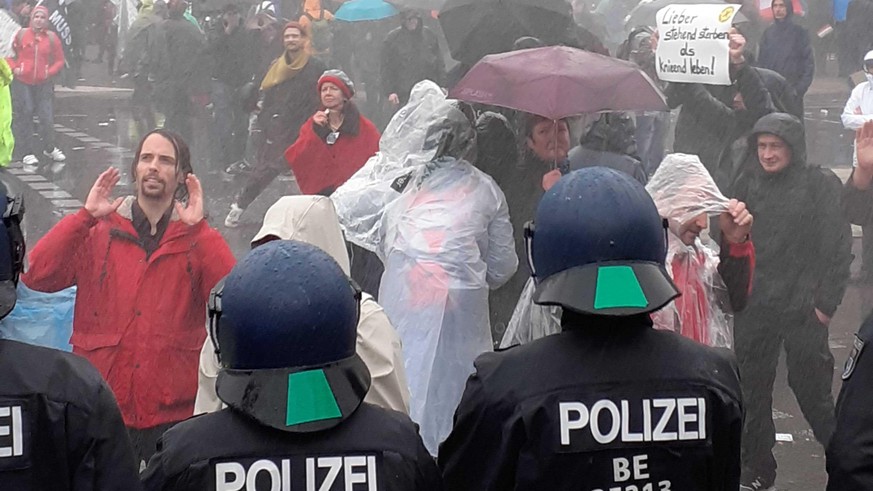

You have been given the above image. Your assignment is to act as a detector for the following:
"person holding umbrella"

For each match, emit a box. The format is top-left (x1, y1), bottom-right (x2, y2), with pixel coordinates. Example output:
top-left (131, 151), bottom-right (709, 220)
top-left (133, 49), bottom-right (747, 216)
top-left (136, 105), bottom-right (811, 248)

top-left (451, 44), bottom-right (669, 341)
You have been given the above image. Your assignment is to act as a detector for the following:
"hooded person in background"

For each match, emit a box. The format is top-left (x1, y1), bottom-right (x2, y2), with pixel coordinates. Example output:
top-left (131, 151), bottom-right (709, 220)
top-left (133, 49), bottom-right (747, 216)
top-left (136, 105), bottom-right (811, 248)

top-left (380, 10), bottom-right (444, 110)
top-left (568, 113), bottom-right (648, 184)
top-left (731, 113), bottom-right (853, 490)
top-left (7, 5), bottom-right (66, 172)
top-left (647, 153), bottom-right (755, 347)
top-left (224, 21), bottom-right (325, 228)
top-left (284, 70), bottom-right (380, 196)
top-left (196, 195), bottom-right (410, 415)
top-left (376, 101), bottom-right (517, 455)
top-left (757, 0), bottom-right (815, 101)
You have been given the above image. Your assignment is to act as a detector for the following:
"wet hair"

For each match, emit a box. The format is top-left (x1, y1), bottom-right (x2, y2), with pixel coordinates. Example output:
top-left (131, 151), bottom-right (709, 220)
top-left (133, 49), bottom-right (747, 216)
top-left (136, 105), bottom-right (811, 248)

top-left (131, 129), bottom-right (193, 201)
top-left (523, 114), bottom-right (567, 139)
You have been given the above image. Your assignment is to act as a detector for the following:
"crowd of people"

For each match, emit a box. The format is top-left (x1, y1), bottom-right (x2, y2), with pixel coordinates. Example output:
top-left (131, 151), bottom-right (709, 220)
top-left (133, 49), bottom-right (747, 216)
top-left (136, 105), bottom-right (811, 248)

top-left (0, 0), bottom-right (872, 490)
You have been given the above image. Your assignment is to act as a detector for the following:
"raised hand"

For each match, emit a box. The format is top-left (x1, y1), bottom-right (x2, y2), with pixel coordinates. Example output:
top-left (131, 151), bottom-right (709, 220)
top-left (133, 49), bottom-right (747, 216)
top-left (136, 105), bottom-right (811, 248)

top-left (719, 199), bottom-right (753, 244)
top-left (728, 28), bottom-right (746, 65)
top-left (84, 167), bottom-right (124, 218)
top-left (854, 120), bottom-right (873, 189)
top-left (174, 174), bottom-right (204, 226)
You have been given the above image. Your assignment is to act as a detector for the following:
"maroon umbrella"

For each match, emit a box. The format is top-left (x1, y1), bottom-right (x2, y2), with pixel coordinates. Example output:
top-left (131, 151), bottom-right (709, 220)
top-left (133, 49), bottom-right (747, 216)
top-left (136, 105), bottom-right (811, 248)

top-left (449, 46), bottom-right (668, 120)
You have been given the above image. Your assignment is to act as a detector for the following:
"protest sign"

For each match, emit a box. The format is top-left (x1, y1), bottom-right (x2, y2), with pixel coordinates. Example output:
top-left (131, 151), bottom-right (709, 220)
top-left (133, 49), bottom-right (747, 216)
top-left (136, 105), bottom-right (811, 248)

top-left (655, 3), bottom-right (740, 85)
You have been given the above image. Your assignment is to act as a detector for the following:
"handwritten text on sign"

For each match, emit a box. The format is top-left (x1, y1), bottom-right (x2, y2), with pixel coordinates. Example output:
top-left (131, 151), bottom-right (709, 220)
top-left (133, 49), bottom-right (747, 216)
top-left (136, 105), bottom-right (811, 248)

top-left (655, 4), bottom-right (740, 85)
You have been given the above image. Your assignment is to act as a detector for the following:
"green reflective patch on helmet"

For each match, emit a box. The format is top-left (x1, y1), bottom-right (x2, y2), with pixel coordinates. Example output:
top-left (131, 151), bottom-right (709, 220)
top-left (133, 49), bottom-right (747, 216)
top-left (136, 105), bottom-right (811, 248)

top-left (286, 369), bottom-right (342, 426)
top-left (593, 265), bottom-right (649, 310)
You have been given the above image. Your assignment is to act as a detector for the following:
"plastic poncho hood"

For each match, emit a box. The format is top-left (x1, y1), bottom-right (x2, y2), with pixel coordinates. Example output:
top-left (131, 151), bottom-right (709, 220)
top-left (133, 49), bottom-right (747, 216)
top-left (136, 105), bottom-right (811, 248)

top-left (331, 80), bottom-right (476, 252)
top-left (647, 153), bottom-right (731, 225)
top-left (646, 154), bottom-right (734, 348)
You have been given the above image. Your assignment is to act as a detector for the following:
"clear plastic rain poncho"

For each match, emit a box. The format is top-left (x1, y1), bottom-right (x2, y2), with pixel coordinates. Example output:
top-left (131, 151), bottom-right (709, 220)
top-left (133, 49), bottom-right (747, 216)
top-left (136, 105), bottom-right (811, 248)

top-left (499, 277), bottom-right (561, 348)
top-left (333, 81), bottom-right (518, 455)
top-left (646, 153), bottom-right (734, 348)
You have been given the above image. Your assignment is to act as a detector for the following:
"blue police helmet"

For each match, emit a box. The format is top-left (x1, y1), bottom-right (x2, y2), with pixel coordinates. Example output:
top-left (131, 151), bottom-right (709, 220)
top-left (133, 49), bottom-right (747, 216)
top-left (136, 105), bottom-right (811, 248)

top-left (218, 240), bottom-right (359, 370)
top-left (530, 167), bottom-right (679, 316)
top-left (213, 240), bottom-right (369, 433)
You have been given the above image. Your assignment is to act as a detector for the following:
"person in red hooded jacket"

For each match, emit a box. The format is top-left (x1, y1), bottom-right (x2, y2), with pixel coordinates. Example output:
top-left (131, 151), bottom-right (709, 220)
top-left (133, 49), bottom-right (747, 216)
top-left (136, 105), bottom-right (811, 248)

top-left (7, 5), bottom-right (66, 171)
top-left (284, 69), bottom-right (380, 196)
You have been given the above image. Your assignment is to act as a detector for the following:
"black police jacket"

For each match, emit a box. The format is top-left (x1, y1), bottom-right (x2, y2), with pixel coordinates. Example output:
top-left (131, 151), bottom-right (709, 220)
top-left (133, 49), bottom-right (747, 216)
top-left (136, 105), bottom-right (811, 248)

top-left (827, 311), bottom-right (873, 491)
top-left (439, 315), bottom-right (743, 490)
top-left (0, 339), bottom-right (141, 490)
top-left (141, 403), bottom-right (443, 490)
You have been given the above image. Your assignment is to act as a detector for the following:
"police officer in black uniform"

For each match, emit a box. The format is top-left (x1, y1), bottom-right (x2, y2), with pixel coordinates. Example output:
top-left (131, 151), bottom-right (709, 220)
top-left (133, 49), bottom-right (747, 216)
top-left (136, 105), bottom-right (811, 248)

top-left (826, 120), bottom-right (873, 490)
top-left (0, 179), bottom-right (142, 490)
top-left (439, 167), bottom-right (744, 490)
top-left (141, 239), bottom-right (442, 491)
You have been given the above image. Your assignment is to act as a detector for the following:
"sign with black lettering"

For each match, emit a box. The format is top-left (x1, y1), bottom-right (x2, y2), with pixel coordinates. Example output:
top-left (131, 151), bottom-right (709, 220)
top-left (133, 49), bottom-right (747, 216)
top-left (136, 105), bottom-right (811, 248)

top-left (655, 4), bottom-right (740, 85)
top-left (0, 398), bottom-right (30, 472)
top-left (211, 453), bottom-right (383, 491)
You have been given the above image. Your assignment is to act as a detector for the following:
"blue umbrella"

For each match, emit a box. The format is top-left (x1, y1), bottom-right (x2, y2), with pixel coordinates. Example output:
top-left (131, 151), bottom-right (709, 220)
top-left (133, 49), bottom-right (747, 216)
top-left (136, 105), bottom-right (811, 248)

top-left (335, 0), bottom-right (399, 21)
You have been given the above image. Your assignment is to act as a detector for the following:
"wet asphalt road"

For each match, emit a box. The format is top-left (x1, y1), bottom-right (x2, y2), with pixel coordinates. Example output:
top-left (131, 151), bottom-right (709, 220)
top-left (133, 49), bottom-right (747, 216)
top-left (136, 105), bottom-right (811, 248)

top-left (6, 64), bottom-right (871, 490)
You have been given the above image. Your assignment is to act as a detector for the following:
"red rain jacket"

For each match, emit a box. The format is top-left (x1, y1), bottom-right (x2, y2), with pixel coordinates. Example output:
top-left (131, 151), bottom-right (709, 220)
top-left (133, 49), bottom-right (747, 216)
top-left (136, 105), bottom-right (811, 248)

top-left (7, 27), bottom-right (65, 85)
top-left (285, 110), bottom-right (380, 195)
top-left (22, 201), bottom-right (235, 429)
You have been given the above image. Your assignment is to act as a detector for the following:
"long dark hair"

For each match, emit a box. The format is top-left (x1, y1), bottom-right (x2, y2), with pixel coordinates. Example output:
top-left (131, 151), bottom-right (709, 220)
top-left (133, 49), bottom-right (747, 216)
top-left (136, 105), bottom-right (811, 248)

top-left (131, 129), bottom-right (193, 201)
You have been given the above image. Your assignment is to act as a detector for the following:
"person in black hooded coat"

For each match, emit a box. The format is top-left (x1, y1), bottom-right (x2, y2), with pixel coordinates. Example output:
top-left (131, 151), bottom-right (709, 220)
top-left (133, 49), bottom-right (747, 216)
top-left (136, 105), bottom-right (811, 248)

top-left (757, 0), bottom-right (815, 99)
top-left (730, 112), bottom-right (853, 490)
top-left (380, 11), bottom-right (444, 108)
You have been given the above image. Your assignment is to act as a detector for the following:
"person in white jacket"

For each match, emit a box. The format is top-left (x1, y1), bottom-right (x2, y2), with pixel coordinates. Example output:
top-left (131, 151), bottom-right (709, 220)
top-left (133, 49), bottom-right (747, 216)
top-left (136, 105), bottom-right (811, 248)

top-left (194, 195), bottom-right (411, 415)
top-left (842, 49), bottom-right (873, 281)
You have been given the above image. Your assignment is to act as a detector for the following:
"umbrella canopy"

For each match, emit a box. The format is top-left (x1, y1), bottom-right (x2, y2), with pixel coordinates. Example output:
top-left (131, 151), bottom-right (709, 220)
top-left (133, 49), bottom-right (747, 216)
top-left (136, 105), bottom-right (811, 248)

top-left (439, 0), bottom-right (572, 64)
top-left (336, 0), bottom-right (399, 21)
top-left (625, 0), bottom-right (730, 30)
top-left (449, 46), bottom-right (668, 120)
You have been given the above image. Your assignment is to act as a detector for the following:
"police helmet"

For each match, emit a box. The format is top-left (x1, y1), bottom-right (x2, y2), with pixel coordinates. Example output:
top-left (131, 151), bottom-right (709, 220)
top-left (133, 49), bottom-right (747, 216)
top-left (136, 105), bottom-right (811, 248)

top-left (208, 240), bottom-right (368, 433)
top-left (527, 167), bottom-right (678, 316)
top-left (0, 180), bottom-right (24, 320)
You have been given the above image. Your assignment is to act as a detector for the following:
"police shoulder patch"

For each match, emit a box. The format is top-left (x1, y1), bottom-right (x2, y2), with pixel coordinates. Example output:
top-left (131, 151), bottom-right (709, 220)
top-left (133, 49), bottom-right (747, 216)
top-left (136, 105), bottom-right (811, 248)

top-left (842, 334), bottom-right (865, 380)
